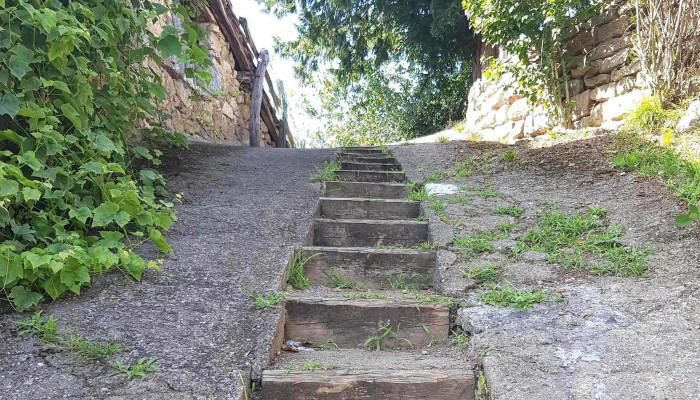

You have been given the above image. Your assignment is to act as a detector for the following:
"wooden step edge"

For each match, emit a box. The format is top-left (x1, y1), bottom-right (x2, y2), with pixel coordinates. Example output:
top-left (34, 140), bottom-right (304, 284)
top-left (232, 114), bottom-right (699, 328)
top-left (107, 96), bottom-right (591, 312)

top-left (314, 218), bottom-right (427, 225)
top-left (301, 245), bottom-right (435, 255)
top-left (319, 197), bottom-right (418, 204)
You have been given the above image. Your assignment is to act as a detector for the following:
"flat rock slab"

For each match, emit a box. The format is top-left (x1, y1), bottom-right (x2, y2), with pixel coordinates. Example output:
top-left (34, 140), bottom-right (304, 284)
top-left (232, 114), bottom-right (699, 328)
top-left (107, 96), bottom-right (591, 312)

top-left (313, 219), bottom-right (428, 247)
top-left (284, 296), bottom-right (449, 349)
top-left (336, 170), bottom-right (405, 183)
top-left (262, 369), bottom-right (474, 400)
top-left (319, 197), bottom-right (420, 220)
top-left (301, 246), bottom-right (436, 289)
top-left (338, 155), bottom-right (398, 164)
top-left (325, 182), bottom-right (408, 199)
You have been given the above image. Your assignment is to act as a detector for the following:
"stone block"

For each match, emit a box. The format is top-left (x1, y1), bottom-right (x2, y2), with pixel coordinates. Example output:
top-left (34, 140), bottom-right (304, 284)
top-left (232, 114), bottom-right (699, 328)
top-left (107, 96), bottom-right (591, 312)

top-left (588, 36), bottom-right (632, 61)
top-left (507, 98), bottom-right (530, 121)
top-left (585, 73), bottom-right (612, 88)
top-left (495, 104), bottom-right (510, 125)
top-left (594, 15), bottom-right (630, 43)
top-left (590, 83), bottom-right (617, 102)
top-left (676, 100), bottom-right (700, 133)
top-left (571, 64), bottom-right (593, 79)
top-left (568, 78), bottom-right (586, 97)
top-left (600, 89), bottom-right (652, 121)
top-left (591, 7), bottom-right (619, 27)
top-left (596, 49), bottom-right (630, 74)
top-left (567, 30), bottom-right (596, 55)
top-left (616, 75), bottom-right (637, 96)
top-left (523, 107), bottom-right (552, 137)
top-left (611, 60), bottom-right (641, 81)
top-left (571, 90), bottom-right (593, 121)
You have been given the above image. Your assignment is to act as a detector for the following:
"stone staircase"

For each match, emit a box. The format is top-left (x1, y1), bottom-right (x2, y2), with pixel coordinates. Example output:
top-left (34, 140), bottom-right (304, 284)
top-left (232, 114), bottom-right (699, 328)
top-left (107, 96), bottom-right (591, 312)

top-left (261, 147), bottom-right (474, 399)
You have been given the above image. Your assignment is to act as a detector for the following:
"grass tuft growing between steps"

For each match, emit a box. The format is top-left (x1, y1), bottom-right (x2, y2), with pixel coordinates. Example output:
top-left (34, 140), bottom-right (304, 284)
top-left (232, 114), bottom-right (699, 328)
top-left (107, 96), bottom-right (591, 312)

top-left (515, 207), bottom-right (650, 277)
top-left (309, 160), bottom-right (342, 182)
top-left (479, 284), bottom-right (562, 311)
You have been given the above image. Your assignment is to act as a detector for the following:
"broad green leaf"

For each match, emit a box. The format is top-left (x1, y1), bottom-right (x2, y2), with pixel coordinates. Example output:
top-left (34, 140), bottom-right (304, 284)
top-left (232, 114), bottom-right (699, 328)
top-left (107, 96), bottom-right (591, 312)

top-left (9, 55), bottom-right (31, 80)
top-left (81, 161), bottom-right (105, 174)
top-left (17, 151), bottom-right (42, 171)
top-left (0, 178), bottom-right (19, 197)
top-left (131, 146), bottom-right (153, 160)
top-left (157, 34), bottom-right (182, 58)
top-left (0, 94), bottom-right (20, 118)
top-left (675, 215), bottom-right (692, 228)
top-left (148, 228), bottom-right (172, 254)
top-left (120, 250), bottom-right (145, 281)
top-left (22, 187), bottom-right (41, 201)
top-left (92, 202), bottom-right (130, 227)
top-left (60, 103), bottom-right (83, 130)
top-left (9, 286), bottom-right (42, 310)
top-left (93, 133), bottom-right (117, 153)
top-left (18, 102), bottom-right (46, 119)
top-left (96, 231), bottom-right (125, 249)
top-left (60, 264), bottom-right (90, 294)
top-left (25, 252), bottom-right (52, 269)
top-left (0, 255), bottom-right (23, 287)
top-left (69, 206), bottom-right (92, 224)
top-left (41, 275), bottom-right (68, 300)
top-left (0, 129), bottom-right (23, 144)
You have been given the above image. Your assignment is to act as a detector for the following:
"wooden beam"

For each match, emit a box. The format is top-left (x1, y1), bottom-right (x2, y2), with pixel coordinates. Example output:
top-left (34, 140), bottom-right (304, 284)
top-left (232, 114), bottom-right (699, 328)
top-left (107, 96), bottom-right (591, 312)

top-left (249, 50), bottom-right (269, 147)
top-left (208, 0), bottom-right (252, 71)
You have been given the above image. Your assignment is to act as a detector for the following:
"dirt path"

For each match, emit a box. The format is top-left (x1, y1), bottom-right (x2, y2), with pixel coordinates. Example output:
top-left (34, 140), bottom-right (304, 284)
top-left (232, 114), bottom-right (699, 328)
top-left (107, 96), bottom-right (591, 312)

top-left (0, 143), bottom-right (333, 399)
top-left (392, 137), bottom-right (700, 399)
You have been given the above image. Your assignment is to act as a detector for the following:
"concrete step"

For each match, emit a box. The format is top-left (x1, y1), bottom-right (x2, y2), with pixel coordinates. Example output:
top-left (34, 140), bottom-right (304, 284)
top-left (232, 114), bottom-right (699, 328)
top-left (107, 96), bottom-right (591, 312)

top-left (341, 147), bottom-right (386, 154)
top-left (301, 246), bottom-right (435, 289)
top-left (282, 295), bottom-right (450, 350)
top-left (336, 170), bottom-right (405, 183)
top-left (338, 154), bottom-right (398, 164)
top-left (262, 369), bottom-right (474, 399)
top-left (313, 218), bottom-right (428, 247)
top-left (325, 182), bottom-right (408, 199)
top-left (319, 197), bottom-right (419, 220)
top-left (340, 162), bottom-right (401, 171)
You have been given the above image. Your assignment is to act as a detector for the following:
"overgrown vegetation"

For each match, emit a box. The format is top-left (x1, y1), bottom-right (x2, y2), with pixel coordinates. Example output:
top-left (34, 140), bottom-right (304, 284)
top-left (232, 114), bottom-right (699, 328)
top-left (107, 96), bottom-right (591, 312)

top-left (479, 284), bottom-right (562, 310)
top-left (493, 205), bottom-right (523, 217)
top-left (309, 160), bottom-right (341, 182)
top-left (454, 232), bottom-right (502, 258)
top-left (15, 311), bottom-right (124, 361)
top-left (364, 323), bottom-right (412, 351)
top-left (516, 207), bottom-right (650, 276)
top-left (461, 264), bottom-right (503, 284)
top-left (0, 0), bottom-right (211, 310)
top-left (288, 251), bottom-right (320, 290)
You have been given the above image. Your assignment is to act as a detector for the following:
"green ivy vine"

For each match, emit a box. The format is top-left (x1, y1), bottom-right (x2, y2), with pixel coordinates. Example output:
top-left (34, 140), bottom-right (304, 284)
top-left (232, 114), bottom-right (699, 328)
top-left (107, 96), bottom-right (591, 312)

top-left (0, 0), bottom-right (211, 310)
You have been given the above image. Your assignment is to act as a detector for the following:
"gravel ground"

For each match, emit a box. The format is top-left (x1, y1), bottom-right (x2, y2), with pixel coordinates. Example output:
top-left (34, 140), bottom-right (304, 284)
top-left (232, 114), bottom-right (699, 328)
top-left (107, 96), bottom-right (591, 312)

top-left (391, 137), bottom-right (700, 400)
top-left (0, 143), bottom-right (333, 399)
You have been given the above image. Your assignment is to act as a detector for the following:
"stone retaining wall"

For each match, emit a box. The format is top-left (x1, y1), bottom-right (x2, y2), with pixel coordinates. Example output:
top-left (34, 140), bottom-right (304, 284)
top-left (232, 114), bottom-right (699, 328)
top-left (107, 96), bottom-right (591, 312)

top-left (466, 1), bottom-right (649, 142)
top-left (150, 5), bottom-right (274, 146)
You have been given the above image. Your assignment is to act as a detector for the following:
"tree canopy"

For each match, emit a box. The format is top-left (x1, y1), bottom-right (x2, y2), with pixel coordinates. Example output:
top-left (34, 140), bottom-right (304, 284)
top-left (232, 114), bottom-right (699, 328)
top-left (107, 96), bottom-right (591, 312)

top-left (262, 0), bottom-right (478, 142)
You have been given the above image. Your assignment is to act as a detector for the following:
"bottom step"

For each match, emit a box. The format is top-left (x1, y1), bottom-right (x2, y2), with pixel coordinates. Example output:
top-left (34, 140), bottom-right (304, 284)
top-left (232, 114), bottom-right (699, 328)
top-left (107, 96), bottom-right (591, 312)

top-left (262, 369), bottom-right (474, 399)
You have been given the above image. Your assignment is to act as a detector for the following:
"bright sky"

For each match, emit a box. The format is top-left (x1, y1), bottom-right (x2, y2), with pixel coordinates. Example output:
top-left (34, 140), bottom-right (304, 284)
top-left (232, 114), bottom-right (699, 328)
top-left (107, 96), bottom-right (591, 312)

top-left (231, 0), bottom-right (319, 146)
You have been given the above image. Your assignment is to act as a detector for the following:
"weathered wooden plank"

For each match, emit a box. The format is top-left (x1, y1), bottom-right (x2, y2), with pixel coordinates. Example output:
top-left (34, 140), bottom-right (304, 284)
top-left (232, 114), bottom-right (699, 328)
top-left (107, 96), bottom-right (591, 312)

top-left (324, 182), bottom-right (409, 199)
top-left (313, 219), bottom-right (428, 247)
top-left (319, 198), bottom-right (419, 220)
top-left (336, 170), bottom-right (405, 183)
top-left (262, 369), bottom-right (474, 400)
top-left (284, 297), bottom-right (449, 349)
top-left (301, 246), bottom-right (436, 289)
top-left (340, 162), bottom-right (401, 171)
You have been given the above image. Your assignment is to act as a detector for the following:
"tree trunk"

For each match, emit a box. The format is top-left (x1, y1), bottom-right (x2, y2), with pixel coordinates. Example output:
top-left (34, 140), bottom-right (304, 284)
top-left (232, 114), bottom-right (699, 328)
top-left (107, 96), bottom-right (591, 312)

top-left (249, 49), bottom-right (269, 147)
top-left (278, 124), bottom-right (286, 148)
top-left (472, 36), bottom-right (499, 82)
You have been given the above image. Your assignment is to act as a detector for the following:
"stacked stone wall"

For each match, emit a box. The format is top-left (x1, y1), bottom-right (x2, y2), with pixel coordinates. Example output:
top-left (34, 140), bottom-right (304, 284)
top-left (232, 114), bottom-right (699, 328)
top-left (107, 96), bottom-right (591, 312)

top-left (150, 5), bottom-right (274, 146)
top-left (466, 1), bottom-right (649, 142)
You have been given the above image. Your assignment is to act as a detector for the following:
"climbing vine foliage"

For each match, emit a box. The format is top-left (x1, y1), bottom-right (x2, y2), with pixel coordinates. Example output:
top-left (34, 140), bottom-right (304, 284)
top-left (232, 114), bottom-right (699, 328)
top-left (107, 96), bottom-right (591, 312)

top-left (0, 0), bottom-right (210, 310)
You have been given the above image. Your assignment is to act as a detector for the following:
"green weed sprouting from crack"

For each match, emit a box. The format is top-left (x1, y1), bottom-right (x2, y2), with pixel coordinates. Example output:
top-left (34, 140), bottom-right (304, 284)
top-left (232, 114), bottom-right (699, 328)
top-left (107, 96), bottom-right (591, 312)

top-left (111, 357), bottom-right (157, 380)
top-left (324, 271), bottom-right (363, 289)
top-left (450, 330), bottom-right (470, 350)
top-left (477, 370), bottom-right (488, 397)
top-left (309, 160), bottom-right (342, 182)
top-left (415, 241), bottom-right (439, 250)
top-left (479, 284), bottom-right (562, 310)
top-left (249, 292), bottom-right (285, 308)
top-left (492, 205), bottom-right (524, 216)
top-left (501, 150), bottom-right (517, 162)
top-left (422, 325), bottom-right (436, 347)
top-left (298, 360), bottom-right (334, 371)
top-left (312, 339), bottom-right (339, 350)
top-left (516, 207), bottom-right (651, 276)
top-left (364, 323), bottom-right (412, 351)
top-left (406, 182), bottom-right (430, 201)
top-left (345, 292), bottom-right (388, 300)
top-left (460, 264), bottom-right (503, 285)
top-left (454, 232), bottom-right (502, 258)
top-left (288, 251), bottom-right (322, 290)
top-left (14, 311), bottom-right (59, 343)
top-left (344, 292), bottom-right (454, 307)
top-left (64, 335), bottom-right (122, 360)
